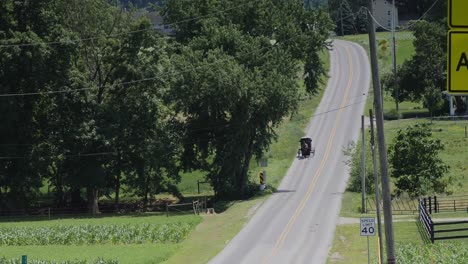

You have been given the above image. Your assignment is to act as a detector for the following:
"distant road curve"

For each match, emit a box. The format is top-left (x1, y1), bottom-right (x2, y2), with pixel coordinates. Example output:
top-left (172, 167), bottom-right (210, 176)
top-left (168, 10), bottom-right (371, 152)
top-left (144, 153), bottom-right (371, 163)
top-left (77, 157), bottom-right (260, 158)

top-left (209, 39), bottom-right (371, 264)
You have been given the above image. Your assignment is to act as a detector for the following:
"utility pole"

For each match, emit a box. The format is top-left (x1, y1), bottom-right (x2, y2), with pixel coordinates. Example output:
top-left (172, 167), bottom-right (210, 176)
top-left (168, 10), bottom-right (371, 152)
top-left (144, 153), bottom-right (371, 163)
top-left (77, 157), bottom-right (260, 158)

top-left (369, 109), bottom-right (384, 264)
top-left (361, 115), bottom-right (366, 213)
top-left (366, 1), bottom-right (396, 263)
top-left (340, 2), bottom-right (344, 36)
top-left (392, 0), bottom-right (399, 116)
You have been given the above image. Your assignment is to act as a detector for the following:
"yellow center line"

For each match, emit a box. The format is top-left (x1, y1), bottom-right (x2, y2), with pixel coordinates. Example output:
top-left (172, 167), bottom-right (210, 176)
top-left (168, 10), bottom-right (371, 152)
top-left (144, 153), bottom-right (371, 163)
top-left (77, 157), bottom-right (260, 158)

top-left (262, 46), bottom-right (354, 264)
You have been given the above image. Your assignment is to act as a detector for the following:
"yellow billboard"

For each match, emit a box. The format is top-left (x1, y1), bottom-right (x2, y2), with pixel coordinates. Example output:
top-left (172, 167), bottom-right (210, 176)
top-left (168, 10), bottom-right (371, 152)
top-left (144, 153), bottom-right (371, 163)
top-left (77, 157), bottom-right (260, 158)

top-left (447, 30), bottom-right (468, 93)
top-left (449, 0), bottom-right (468, 28)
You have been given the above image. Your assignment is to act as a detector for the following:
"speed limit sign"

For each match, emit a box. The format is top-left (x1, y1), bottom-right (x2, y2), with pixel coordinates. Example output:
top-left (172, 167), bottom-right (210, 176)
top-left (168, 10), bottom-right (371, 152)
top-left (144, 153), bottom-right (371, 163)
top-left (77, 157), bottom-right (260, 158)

top-left (360, 217), bottom-right (376, 236)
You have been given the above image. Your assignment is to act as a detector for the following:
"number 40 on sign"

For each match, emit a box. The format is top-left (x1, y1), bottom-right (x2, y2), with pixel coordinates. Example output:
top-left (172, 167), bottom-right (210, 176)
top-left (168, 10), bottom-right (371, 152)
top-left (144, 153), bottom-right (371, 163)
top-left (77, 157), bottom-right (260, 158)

top-left (360, 217), bottom-right (376, 236)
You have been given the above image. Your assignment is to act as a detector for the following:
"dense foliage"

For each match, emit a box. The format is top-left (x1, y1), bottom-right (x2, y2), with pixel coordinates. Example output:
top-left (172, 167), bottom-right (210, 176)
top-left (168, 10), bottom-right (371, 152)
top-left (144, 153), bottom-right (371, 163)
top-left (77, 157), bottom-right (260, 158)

top-left (0, 0), bottom-right (180, 213)
top-left (0, 0), bottom-right (332, 210)
top-left (388, 124), bottom-right (449, 197)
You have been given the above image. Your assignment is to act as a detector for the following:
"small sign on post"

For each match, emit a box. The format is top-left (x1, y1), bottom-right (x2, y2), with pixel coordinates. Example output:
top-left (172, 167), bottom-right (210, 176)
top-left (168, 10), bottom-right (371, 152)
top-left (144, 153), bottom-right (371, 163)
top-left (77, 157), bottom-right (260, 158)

top-left (360, 217), bottom-right (375, 264)
top-left (360, 217), bottom-right (376, 236)
top-left (259, 172), bottom-right (266, 190)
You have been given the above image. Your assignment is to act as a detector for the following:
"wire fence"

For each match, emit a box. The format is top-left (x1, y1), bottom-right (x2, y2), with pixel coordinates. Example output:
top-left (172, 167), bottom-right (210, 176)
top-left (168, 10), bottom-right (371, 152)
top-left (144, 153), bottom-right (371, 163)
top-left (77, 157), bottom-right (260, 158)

top-left (0, 196), bottom-right (213, 221)
top-left (165, 197), bottom-right (211, 217)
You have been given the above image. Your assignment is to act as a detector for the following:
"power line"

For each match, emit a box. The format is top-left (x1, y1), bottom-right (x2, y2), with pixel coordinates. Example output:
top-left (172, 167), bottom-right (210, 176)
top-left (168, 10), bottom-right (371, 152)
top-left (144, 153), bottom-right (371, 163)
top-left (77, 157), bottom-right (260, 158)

top-left (0, 34), bottom-right (301, 98)
top-left (0, 152), bottom-right (116, 160)
top-left (0, 1), bottom-right (257, 48)
top-left (0, 94), bottom-right (368, 158)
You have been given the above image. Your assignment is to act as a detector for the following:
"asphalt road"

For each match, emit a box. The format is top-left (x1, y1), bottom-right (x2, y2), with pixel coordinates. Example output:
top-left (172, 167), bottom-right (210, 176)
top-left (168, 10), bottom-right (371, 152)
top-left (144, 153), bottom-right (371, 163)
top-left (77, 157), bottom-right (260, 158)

top-left (209, 39), bottom-right (371, 264)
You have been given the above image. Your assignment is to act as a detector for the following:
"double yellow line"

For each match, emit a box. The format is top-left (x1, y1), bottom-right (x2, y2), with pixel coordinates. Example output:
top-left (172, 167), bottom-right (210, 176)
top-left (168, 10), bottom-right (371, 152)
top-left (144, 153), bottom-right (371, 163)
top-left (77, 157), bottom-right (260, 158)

top-left (262, 45), bottom-right (354, 264)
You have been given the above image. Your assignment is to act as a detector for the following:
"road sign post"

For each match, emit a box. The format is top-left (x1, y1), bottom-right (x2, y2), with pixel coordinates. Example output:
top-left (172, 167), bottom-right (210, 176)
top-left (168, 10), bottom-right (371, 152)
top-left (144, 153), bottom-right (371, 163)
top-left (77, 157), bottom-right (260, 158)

top-left (360, 217), bottom-right (376, 264)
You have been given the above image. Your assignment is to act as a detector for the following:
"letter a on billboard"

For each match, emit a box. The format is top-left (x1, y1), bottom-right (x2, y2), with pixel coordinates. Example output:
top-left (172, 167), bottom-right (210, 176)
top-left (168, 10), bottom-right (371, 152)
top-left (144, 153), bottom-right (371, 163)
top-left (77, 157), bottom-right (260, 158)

top-left (448, 31), bottom-right (468, 94)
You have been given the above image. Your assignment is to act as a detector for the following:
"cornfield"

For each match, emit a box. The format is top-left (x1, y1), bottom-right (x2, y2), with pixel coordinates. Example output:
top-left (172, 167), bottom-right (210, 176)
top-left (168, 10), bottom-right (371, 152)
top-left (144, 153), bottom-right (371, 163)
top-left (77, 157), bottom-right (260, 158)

top-left (0, 223), bottom-right (194, 246)
top-left (396, 242), bottom-right (468, 264)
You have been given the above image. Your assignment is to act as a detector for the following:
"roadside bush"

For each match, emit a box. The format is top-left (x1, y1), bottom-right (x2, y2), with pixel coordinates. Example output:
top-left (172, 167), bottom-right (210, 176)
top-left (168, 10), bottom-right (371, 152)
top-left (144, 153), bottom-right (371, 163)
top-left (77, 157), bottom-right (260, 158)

top-left (384, 109), bottom-right (402, 120)
top-left (343, 141), bottom-right (376, 195)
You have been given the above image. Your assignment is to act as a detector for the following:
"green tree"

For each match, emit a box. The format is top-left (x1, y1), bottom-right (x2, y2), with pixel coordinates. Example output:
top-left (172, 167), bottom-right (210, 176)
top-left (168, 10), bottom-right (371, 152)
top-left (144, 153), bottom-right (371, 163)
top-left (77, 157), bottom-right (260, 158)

top-left (389, 124), bottom-right (450, 197)
top-left (163, 0), bottom-right (333, 198)
top-left (386, 20), bottom-right (449, 113)
top-left (1, 0), bottom-right (180, 213)
top-left (0, 0), bottom-right (75, 210)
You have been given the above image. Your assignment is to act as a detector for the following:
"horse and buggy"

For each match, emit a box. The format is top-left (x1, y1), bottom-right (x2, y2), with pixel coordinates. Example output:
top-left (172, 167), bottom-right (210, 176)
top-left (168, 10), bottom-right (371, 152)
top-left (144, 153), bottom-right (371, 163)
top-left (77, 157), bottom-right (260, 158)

top-left (297, 137), bottom-right (315, 158)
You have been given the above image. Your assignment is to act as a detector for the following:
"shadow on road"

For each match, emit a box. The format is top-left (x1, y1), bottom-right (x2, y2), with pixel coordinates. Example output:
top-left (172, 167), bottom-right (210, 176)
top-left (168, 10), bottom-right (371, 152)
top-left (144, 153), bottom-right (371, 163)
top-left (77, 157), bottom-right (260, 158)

top-left (274, 190), bottom-right (296, 193)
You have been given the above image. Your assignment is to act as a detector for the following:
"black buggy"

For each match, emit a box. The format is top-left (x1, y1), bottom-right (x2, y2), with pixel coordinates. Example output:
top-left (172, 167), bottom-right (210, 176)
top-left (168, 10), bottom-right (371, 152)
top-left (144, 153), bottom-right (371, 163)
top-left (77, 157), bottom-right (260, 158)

top-left (297, 137), bottom-right (315, 158)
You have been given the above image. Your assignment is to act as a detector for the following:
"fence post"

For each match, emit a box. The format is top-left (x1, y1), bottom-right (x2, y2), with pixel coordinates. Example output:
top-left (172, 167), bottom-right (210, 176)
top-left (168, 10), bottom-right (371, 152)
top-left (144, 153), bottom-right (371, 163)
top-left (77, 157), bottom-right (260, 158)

top-left (423, 198), bottom-right (427, 212)
top-left (434, 196), bottom-right (438, 213)
top-left (166, 204), bottom-right (169, 217)
top-left (48, 207), bottom-right (51, 220)
top-left (418, 198), bottom-right (421, 213)
top-left (197, 180), bottom-right (200, 194)
top-left (21, 255), bottom-right (27, 264)
top-left (430, 221), bottom-right (435, 243)
top-left (429, 196), bottom-right (432, 214)
top-left (454, 200), bottom-right (456, 212)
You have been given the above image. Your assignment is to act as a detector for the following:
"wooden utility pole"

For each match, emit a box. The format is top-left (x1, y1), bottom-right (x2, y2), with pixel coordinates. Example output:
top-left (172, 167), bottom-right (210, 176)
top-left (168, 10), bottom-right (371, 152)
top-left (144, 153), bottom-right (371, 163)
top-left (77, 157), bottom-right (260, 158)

top-left (340, 1), bottom-right (344, 36)
top-left (366, 1), bottom-right (396, 263)
top-left (361, 115), bottom-right (366, 213)
top-left (392, 0), bottom-right (399, 115)
top-left (369, 109), bottom-right (384, 264)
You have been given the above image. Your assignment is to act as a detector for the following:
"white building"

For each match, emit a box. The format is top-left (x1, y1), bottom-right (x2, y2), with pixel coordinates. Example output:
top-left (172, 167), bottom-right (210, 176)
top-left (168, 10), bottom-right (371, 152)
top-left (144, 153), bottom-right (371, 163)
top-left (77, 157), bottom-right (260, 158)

top-left (373, 0), bottom-right (399, 30)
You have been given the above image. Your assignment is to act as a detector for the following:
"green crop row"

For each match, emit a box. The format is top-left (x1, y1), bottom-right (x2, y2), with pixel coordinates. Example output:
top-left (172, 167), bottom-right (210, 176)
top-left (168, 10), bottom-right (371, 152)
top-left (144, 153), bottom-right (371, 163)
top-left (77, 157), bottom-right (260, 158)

top-left (0, 258), bottom-right (117, 264)
top-left (0, 223), bottom-right (194, 246)
top-left (396, 242), bottom-right (468, 264)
